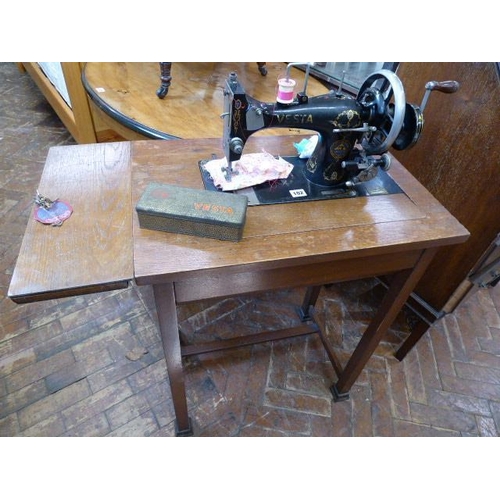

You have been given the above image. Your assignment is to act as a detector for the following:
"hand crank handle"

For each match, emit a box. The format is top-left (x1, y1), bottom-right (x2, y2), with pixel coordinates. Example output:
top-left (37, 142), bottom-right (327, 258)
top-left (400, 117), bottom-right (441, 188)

top-left (425, 80), bottom-right (460, 93)
top-left (420, 80), bottom-right (460, 112)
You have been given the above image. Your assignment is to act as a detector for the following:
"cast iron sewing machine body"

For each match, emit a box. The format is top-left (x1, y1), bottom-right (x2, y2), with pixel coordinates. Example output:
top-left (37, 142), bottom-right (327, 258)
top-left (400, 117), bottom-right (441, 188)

top-left (222, 66), bottom-right (459, 188)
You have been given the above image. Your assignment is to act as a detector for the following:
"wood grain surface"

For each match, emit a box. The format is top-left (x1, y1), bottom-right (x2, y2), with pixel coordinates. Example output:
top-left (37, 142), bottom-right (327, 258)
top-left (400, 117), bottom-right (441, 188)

top-left (83, 62), bottom-right (330, 140)
top-left (8, 142), bottom-right (133, 302)
top-left (131, 136), bottom-right (470, 284)
top-left (394, 62), bottom-right (500, 311)
top-left (9, 135), bottom-right (470, 303)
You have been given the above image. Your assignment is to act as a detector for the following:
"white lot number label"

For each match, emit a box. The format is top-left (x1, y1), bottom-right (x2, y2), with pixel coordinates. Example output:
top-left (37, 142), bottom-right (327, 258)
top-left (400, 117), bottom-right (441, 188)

top-left (289, 189), bottom-right (307, 198)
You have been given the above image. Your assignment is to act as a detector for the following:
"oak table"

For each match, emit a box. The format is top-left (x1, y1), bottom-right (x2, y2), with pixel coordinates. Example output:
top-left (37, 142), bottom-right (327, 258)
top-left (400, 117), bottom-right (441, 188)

top-left (8, 136), bottom-right (469, 436)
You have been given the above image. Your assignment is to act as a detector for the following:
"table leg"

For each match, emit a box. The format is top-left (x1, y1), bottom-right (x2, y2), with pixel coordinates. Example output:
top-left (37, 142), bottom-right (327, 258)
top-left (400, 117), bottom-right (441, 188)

top-left (394, 318), bottom-right (431, 361)
top-left (298, 285), bottom-right (322, 321)
top-left (153, 282), bottom-right (193, 436)
top-left (257, 62), bottom-right (268, 76)
top-left (157, 62), bottom-right (172, 99)
top-left (331, 248), bottom-right (437, 401)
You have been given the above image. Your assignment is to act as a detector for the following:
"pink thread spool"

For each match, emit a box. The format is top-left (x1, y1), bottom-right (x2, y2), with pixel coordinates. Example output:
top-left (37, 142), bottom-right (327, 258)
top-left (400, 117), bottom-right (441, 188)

top-left (277, 78), bottom-right (296, 104)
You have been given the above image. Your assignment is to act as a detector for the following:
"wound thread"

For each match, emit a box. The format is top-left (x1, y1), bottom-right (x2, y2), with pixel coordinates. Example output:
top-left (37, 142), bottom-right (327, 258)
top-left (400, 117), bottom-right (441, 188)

top-left (276, 78), bottom-right (296, 104)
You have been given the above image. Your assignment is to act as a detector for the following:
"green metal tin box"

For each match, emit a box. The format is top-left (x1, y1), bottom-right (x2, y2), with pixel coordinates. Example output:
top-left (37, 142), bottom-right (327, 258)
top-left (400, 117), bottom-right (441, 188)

top-left (136, 182), bottom-right (248, 242)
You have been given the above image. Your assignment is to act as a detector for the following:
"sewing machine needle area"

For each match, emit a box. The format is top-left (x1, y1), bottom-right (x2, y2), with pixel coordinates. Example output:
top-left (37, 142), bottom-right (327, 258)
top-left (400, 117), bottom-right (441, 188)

top-left (199, 155), bottom-right (403, 206)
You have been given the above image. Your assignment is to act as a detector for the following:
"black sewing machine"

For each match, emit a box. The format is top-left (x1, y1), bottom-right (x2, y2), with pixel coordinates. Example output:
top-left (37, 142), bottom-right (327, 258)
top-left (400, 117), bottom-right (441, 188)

top-left (219, 64), bottom-right (459, 192)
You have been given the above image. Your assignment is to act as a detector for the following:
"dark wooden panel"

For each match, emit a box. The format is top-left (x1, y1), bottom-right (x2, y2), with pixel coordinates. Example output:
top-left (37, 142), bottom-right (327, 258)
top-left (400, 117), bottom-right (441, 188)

top-left (393, 62), bottom-right (500, 311)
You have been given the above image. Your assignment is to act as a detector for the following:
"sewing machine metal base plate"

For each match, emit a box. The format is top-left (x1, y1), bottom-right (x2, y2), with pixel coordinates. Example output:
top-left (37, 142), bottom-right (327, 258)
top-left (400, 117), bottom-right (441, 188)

top-left (199, 156), bottom-right (403, 206)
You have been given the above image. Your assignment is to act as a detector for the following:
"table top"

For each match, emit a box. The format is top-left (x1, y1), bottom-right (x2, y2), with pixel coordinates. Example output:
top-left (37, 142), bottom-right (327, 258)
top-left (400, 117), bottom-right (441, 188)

top-left (8, 136), bottom-right (469, 304)
top-left (9, 142), bottom-right (133, 303)
top-left (82, 63), bottom-right (330, 140)
top-left (131, 136), bottom-right (469, 284)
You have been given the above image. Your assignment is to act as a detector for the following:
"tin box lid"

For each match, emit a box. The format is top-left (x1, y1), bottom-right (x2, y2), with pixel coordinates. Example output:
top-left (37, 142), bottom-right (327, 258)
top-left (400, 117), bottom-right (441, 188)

top-left (136, 182), bottom-right (248, 227)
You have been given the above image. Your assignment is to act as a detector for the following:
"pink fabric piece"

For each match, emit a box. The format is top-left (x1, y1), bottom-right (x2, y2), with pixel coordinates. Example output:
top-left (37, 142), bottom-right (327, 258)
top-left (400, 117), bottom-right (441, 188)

top-left (204, 150), bottom-right (294, 191)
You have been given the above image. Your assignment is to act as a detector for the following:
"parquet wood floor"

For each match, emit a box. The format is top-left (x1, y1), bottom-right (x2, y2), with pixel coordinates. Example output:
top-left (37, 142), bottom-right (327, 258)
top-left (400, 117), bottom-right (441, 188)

top-left (1, 62), bottom-right (499, 438)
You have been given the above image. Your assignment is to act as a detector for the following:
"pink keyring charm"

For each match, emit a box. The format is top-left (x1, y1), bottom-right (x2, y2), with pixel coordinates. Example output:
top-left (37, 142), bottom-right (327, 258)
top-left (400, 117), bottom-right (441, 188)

top-left (34, 199), bottom-right (73, 226)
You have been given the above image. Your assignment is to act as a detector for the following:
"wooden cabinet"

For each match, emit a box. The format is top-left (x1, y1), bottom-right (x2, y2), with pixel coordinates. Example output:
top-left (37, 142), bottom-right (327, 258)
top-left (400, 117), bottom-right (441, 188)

top-left (391, 62), bottom-right (500, 356)
top-left (19, 63), bottom-right (125, 144)
top-left (19, 63), bottom-right (98, 144)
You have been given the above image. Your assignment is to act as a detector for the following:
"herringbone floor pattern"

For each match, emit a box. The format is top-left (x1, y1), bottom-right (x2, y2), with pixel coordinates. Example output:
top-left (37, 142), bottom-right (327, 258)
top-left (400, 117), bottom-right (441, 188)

top-left (1, 62), bottom-right (499, 437)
